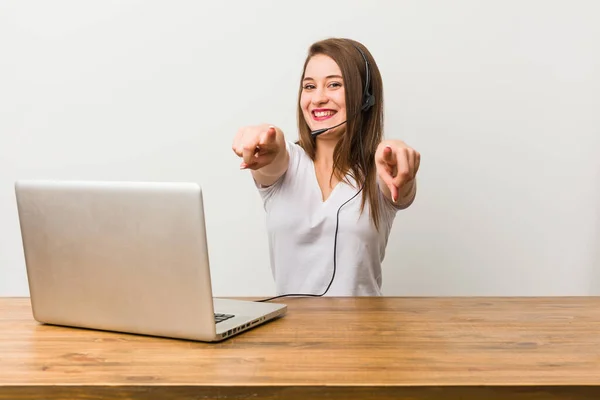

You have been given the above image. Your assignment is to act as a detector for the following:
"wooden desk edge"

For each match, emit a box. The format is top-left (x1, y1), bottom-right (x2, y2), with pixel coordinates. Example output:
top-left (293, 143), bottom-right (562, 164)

top-left (3, 384), bottom-right (600, 400)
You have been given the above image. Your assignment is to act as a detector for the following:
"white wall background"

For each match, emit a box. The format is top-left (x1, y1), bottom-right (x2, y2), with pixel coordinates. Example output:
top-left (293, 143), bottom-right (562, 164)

top-left (1, 0), bottom-right (599, 297)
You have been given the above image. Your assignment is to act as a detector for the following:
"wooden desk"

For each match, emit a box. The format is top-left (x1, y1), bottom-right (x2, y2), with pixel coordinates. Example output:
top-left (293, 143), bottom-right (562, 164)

top-left (1, 297), bottom-right (600, 399)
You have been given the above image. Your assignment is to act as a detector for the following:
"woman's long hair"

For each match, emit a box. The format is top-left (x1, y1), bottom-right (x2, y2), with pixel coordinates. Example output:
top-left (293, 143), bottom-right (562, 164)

top-left (297, 38), bottom-right (385, 230)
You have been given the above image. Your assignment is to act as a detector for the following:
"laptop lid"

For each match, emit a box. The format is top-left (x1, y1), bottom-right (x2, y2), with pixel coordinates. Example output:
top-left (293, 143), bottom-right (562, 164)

top-left (14, 180), bottom-right (222, 341)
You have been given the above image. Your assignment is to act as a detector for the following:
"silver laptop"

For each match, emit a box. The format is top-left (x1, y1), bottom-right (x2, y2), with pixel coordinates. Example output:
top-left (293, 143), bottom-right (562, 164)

top-left (14, 180), bottom-right (286, 342)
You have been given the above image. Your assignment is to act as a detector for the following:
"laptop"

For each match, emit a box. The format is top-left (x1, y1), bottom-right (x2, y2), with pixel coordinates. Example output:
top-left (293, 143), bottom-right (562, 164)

top-left (14, 180), bottom-right (286, 342)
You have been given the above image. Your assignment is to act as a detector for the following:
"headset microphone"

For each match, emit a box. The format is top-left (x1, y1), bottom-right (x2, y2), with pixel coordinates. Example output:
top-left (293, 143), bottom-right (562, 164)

top-left (310, 120), bottom-right (348, 138)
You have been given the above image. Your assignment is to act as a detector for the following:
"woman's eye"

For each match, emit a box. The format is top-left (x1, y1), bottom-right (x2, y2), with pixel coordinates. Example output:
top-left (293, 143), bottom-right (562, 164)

top-left (303, 82), bottom-right (342, 90)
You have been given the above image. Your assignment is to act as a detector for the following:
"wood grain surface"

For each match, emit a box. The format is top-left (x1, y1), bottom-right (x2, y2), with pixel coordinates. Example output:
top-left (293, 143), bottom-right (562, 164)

top-left (1, 296), bottom-right (600, 399)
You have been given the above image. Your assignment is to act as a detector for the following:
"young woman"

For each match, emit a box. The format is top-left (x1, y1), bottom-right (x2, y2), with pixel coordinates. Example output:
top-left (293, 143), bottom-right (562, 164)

top-left (232, 38), bottom-right (420, 298)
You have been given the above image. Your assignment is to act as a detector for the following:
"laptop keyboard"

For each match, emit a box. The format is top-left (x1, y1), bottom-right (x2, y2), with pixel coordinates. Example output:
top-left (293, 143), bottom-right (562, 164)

top-left (214, 313), bottom-right (234, 324)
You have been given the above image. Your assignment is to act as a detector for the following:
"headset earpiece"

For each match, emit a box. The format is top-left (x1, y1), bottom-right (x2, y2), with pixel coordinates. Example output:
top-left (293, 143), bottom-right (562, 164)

top-left (361, 92), bottom-right (375, 111)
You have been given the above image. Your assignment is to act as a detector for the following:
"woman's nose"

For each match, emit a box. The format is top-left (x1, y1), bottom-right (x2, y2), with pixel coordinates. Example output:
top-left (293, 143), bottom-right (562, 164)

top-left (311, 88), bottom-right (328, 105)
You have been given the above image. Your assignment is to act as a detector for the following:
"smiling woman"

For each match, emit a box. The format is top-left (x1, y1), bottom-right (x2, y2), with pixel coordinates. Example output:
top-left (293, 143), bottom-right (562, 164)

top-left (231, 37), bottom-right (420, 300)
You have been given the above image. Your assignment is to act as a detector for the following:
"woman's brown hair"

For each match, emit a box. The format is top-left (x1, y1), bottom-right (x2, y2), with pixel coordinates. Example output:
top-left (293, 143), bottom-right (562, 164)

top-left (297, 38), bottom-right (385, 230)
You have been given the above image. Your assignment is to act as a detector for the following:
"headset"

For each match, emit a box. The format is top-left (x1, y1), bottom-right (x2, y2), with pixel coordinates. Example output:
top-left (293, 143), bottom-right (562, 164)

top-left (258, 43), bottom-right (375, 302)
top-left (309, 44), bottom-right (375, 137)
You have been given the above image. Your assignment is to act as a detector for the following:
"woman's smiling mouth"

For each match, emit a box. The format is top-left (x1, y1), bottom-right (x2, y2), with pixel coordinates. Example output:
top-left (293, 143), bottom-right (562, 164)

top-left (312, 109), bottom-right (337, 121)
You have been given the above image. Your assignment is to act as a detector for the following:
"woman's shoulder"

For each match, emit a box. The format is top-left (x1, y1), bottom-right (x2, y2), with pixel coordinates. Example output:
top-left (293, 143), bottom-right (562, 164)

top-left (285, 140), bottom-right (313, 169)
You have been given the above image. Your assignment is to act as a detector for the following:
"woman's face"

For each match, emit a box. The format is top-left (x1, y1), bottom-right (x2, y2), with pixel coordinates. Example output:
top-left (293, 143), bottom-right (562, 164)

top-left (300, 54), bottom-right (347, 136)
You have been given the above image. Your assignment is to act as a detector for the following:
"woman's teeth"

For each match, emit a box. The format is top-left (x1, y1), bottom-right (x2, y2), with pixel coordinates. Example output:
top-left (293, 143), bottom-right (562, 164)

top-left (314, 111), bottom-right (335, 117)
